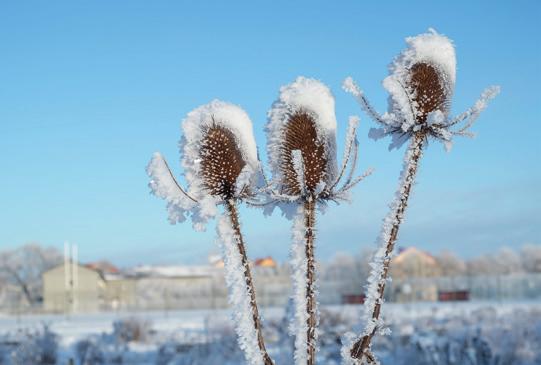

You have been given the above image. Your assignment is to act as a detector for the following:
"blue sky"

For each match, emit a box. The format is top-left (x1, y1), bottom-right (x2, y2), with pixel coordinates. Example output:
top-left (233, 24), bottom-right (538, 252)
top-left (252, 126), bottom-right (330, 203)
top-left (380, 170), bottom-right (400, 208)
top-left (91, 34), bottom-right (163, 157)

top-left (1, 1), bottom-right (539, 266)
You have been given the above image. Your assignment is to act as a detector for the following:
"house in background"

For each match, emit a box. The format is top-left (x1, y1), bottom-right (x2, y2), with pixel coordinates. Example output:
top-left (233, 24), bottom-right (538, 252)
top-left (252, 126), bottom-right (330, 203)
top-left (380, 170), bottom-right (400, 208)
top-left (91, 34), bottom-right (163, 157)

top-left (255, 257), bottom-right (277, 268)
top-left (42, 263), bottom-right (106, 313)
top-left (129, 265), bottom-right (227, 310)
top-left (389, 247), bottom-right (441, 302)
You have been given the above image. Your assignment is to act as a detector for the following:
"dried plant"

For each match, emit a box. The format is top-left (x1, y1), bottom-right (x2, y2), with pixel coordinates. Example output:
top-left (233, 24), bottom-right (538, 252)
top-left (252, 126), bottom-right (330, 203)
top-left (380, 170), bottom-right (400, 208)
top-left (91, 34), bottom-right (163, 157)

top-left (341, 29), bottom-right (499, 364)
top-left (146, 100), bottom-right (273, 365)
top-left (257, 77), bottom-right (372, 365)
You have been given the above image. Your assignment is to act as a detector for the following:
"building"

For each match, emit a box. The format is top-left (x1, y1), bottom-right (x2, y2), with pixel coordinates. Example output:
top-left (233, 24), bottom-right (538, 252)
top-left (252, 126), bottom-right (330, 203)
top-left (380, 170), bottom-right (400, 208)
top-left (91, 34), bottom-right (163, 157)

top-left (129, 265), bottom-right (227, 310)
top-left (254, 257), bottom-right (277, 268)
top-left (42, 262), bottom-right (107, 313)
top-left (389, 247), bottom-right (440, 302)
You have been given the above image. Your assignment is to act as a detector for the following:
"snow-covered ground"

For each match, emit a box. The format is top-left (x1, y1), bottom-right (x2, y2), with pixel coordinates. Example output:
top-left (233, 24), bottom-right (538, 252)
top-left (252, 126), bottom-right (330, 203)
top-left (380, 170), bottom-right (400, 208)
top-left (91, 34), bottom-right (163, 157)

top-left (1, 300), bottom-right (540, 364)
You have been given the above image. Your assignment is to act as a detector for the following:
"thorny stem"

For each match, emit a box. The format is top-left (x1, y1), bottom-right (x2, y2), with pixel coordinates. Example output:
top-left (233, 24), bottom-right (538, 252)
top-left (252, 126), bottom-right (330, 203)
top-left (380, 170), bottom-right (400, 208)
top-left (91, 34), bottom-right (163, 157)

top-left (225, 200), bottom-right (274, 365)
top-left (304, 196), bottom-right (317, 365)
top-left (350, 133), bottom-right (425, 363)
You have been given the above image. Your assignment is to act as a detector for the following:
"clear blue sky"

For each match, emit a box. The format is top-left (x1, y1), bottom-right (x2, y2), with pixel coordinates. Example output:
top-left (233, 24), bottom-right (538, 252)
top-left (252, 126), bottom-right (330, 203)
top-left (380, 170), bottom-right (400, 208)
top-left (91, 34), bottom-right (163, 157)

top-left (1, 1), bottom-right (539, 267)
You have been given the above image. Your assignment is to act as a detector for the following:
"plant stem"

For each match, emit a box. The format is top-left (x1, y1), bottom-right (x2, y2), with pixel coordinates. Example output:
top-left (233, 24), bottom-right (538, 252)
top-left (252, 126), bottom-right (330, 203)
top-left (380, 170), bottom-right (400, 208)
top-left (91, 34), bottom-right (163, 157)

top-left (225, 200), bottom-right (274, 365)
top-left (304, 196), bottom-right (317, 365)
top-left (350, 133), bottom-right (425, 363)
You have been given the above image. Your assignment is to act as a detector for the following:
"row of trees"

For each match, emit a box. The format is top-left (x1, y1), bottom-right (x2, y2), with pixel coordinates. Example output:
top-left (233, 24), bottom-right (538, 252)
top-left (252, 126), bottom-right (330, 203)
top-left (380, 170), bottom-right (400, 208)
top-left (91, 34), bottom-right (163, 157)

top-left (1, 243), bottom-right (540, 309)
top-left (323, 244), bottom-right (541, 283)
top-left (1, 242), bottom-right (540, 309)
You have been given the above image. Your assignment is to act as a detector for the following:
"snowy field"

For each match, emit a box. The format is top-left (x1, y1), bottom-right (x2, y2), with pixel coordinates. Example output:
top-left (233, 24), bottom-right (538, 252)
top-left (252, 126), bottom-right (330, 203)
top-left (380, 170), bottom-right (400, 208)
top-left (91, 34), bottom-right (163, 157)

top-left (0, 300), bottom-right (540, 364)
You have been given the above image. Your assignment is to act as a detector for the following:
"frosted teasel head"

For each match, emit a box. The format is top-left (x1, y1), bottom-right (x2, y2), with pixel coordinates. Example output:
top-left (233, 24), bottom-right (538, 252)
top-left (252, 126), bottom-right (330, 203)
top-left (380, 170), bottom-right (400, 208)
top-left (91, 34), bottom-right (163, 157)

top-left (147, 100), bottom-right (260, 231)
top-left (260, 77), bottom-right (372, 216)
top-left (343, 28), bottom-right (500, 150)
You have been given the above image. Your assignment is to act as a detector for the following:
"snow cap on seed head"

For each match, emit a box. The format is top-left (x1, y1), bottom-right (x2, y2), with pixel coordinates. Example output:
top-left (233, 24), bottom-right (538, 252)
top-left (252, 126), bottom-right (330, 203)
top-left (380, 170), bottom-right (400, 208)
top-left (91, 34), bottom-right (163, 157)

top-left (384, 29), bottom-right (456, 131)
top-left (147, 100), bottom-right (260, 231)
top-left (266, 77), bottom-right (338, 199)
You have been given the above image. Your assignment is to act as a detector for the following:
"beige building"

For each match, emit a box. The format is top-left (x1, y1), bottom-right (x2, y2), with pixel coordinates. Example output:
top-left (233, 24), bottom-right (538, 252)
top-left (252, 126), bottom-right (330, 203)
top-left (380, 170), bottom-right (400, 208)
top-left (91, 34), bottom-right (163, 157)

top-left (42, 257), bottom-right (293, 313)
top-left (390, 247), bottom-right (440, 302)
top-left (104, 274), bottom-right (138, 310)
top-left (43, 263), bottom-right (107, 313)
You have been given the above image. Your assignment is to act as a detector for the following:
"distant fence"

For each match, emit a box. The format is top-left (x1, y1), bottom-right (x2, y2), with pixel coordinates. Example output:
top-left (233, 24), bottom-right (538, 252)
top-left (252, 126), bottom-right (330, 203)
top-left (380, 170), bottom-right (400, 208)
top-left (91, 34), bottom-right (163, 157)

top-left (2, 273), bottom-right (541, 314)
top-left (387, 273), bottom-right (541, 302)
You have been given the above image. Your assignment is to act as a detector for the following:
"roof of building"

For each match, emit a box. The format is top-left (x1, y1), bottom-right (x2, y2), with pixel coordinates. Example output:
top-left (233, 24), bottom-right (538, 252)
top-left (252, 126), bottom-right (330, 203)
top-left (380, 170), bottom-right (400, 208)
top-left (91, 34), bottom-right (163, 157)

top-left (42, 261), bottom-right (106, 281)
top-left (129, 265), bottom-right (219, 278)
top-left (85, 261), bottom-right (119, 274)
top-left (254, 256), bottom-right (277, 267)
top-left (394, 247), bottom-right (437, 266)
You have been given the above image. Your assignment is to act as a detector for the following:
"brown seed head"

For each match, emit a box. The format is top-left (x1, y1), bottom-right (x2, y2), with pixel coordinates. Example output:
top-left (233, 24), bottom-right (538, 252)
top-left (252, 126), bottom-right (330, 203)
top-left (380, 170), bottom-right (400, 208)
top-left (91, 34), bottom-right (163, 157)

top-left (199, 121), bottom-right (246, 200)
top-left (280, 110), bottom-right (327, 195)
top-left (408, 62), bottom-right (450, 124)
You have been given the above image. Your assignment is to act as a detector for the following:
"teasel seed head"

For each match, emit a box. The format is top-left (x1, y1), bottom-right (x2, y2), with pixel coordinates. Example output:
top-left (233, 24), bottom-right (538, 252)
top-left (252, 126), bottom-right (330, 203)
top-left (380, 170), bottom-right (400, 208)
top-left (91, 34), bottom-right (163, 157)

top-left (408, 62), bottom-right (452, 124)
top-left (280, 110), bottom-right (328, 195)
top-left (199, 121), bottom-right (247, 200)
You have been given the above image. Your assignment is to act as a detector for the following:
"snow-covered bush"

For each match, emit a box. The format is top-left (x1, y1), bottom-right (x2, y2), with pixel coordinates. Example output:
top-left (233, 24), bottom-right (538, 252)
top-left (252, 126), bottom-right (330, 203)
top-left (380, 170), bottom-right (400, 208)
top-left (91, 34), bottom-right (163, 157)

top-left (10, 325), bottom-right (58, 365)
top-left (76, 338), bottom-right (107, 365)
top-left (157, 332), bottom-right (244, 365)
top-left (112, 316), bottom-right (154, 343)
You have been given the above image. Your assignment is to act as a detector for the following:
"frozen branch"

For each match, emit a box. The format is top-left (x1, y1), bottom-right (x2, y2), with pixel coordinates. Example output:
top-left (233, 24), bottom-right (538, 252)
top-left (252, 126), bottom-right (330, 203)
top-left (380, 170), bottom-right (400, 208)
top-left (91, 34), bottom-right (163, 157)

top-left (343, 77), bottom-right (393, 126)
top-left (447, 86), bottom-right (501, 131)
top-left (331, 116), bottom-right (360, 191)
top-left (345, 133), bottom-right (425, 364)
top-left (220, 201), bottom-right (274, 365)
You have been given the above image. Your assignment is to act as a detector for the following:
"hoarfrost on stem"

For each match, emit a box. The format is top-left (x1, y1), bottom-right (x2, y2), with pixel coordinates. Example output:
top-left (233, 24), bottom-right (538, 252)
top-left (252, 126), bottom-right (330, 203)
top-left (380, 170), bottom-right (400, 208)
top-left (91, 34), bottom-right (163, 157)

top-left (218, 213), bottom-right (267, 365)
top-left (342, 135), bottom-right (424, 365)
top-left (289, 205), bottom-right (311, 365)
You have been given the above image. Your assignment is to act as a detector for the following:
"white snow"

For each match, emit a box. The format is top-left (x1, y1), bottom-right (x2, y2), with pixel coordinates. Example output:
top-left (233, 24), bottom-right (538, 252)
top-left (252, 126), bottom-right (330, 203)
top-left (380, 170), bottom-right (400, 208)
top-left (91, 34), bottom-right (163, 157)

top-left (129, 265), bottom-right (218, 278)
top-left (383, 29), bottom-right (456, 133)
top-left (2, 301), bottom-right (539, 364)
top-left (395, 28), bottom-right (456, 86)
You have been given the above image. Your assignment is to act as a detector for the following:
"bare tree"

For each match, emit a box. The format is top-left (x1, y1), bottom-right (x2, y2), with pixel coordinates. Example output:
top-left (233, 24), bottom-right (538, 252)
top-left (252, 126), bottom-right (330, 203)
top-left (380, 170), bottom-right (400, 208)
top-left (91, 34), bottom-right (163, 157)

top-left (436, 251), bottom-right (466, 277)
top-left (0, 243), bottom-right (62, 306)
top-left (521, 244), bottom-right (541, 273)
